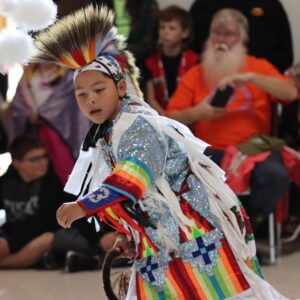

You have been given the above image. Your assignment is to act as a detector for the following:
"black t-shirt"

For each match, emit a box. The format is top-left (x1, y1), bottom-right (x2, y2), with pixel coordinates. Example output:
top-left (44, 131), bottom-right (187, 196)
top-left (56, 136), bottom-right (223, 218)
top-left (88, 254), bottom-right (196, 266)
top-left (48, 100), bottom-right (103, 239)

top-left (161, 53), bottom-right (182, 98)
top-left (0, 166), bottom-right (64, 237)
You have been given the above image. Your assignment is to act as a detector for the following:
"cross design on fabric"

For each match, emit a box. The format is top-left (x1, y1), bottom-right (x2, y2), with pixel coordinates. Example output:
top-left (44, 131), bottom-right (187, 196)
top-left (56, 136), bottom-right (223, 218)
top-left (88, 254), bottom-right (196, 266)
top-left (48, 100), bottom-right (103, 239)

top-left (192, 237), bottom-right (216, 265)
top-left (140, 256), bottom-right (159, 283)
top-left (136, 251), bottom-right (170, 288)
top-left (179, 229), bottom-right (223, 276)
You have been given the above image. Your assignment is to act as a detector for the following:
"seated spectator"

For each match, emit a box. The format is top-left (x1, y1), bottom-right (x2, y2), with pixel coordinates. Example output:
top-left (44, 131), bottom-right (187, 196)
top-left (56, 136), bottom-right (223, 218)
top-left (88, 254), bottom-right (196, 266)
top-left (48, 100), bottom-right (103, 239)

top-left (189, 0), bottom-right (294, 72)
top-left (167, 9), bottom-right (297, 231)
top-left (0, 135), bottom-right (62, 268)
top-left (0, 135), bottom-right (118, 271)
top-left (8, 62), bottom-right (90, 184)
top-left (144, 5), bottom-right (198, 115)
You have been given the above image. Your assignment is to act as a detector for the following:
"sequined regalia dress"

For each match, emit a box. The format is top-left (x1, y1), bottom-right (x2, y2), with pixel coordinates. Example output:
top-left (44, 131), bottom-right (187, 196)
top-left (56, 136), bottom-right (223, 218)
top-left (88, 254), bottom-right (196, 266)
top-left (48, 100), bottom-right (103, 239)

top-left (65, 94), bottom-right (286, 300)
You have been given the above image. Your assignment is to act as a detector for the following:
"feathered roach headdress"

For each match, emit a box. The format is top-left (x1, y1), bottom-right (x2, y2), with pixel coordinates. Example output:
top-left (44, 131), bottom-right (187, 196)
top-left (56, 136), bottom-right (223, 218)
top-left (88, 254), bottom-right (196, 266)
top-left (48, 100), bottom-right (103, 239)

top-left (31, 4), bottom-right (142, 97)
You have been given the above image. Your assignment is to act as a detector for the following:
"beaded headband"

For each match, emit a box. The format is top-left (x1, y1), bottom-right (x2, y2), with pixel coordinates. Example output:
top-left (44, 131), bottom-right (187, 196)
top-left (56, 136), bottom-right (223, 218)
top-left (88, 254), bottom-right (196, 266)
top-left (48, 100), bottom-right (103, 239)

top-left (74, 55), bottom-right (125, 82)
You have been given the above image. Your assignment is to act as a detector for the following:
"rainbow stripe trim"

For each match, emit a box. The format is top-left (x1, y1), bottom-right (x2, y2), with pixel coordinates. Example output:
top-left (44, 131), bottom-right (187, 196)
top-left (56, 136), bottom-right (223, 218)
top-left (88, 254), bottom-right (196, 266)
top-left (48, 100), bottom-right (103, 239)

top-left (104, 158), bottom-right (153, 202)
top-left (136, 240), bottom-right (251, 300)
top-left (247, 256), bottom-right (264, 279)
top-left (77, 158), bottom-right (153, 215)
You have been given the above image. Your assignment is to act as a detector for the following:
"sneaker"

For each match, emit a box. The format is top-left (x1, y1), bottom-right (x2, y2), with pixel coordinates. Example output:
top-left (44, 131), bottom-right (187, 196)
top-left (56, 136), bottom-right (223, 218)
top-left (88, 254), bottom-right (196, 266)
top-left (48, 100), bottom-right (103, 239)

top-left (64, 250), bottom-right (101, 273)
top-left (39, 251), bottom-right (62, 270)
top-left (111, 257), bottom-right (133, 268)
top-left (282, 221), bottom-right (300, 243)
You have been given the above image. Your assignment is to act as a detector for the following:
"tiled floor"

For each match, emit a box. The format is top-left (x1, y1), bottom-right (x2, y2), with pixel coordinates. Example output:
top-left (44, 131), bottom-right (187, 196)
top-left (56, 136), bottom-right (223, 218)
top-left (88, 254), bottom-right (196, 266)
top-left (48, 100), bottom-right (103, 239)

top-left (263, 248), bottom-right (300, 300)
top-left (0, 247), bottom-right (300, 300)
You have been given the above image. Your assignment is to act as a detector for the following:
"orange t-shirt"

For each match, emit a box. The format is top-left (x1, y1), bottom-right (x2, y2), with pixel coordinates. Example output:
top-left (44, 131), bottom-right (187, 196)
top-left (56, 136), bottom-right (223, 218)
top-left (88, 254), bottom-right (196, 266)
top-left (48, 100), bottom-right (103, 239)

top-left (167, 55), bottom-right (288, 150)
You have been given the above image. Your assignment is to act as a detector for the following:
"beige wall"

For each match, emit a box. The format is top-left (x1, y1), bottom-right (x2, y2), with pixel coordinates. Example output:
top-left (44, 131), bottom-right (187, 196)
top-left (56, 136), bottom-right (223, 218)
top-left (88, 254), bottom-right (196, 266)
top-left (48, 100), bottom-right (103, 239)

top-left (158, 0), bottom-right (193, 9)
top-left (158, 0), bottom-right (300, 64)
top-left (281, 0), bottom-right (300, 63)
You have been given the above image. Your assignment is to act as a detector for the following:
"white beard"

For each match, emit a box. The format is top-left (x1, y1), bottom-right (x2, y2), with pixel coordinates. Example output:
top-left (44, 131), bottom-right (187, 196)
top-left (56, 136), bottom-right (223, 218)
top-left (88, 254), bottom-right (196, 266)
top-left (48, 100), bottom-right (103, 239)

top-left (202, 40), bottom-right (247, 88)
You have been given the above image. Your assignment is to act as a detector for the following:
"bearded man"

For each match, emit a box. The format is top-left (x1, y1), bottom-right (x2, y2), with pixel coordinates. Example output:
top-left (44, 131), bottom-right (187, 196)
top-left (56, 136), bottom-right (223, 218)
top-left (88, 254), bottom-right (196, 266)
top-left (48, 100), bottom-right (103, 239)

top-left (166, 9), bottom-right (297, 231)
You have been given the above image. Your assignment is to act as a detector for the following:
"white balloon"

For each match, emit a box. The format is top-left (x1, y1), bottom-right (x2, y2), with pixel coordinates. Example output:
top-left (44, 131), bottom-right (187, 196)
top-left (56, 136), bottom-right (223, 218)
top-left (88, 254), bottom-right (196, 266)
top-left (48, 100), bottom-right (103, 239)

top-left (0, 29), bottom-right (35, 73)
top-left (0, 0), bottom-right (57, 31)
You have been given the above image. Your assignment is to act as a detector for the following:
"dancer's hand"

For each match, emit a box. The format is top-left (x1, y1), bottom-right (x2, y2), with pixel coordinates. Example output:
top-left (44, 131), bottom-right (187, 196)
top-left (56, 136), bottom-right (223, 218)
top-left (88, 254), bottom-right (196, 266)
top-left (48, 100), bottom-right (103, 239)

top-left (56, 202), bottom-right (86, 228)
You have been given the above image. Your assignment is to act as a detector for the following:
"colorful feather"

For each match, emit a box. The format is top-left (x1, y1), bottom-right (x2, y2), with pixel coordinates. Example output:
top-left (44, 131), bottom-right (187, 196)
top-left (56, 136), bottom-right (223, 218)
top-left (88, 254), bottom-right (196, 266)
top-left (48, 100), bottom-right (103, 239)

top-left (31, 4), bottom-right (142, 96)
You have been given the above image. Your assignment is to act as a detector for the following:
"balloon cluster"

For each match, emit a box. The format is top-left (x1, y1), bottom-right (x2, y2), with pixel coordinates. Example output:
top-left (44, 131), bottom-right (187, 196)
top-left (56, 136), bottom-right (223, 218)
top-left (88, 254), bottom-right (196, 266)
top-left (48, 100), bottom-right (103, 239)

top-left (0, 0), bottom-right (57, 73)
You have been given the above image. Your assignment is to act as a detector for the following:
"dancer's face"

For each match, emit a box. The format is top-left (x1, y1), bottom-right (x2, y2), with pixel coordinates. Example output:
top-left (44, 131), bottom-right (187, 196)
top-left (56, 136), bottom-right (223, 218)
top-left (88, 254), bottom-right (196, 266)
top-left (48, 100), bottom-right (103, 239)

top-left (74, 70), bottom-right (126, 124)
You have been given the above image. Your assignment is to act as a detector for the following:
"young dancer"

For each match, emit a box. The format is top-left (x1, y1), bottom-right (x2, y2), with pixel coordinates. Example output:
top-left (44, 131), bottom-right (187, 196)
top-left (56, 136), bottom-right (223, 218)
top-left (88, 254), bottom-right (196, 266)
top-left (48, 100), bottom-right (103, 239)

top-left (32, 5), bottom-right (287, 299)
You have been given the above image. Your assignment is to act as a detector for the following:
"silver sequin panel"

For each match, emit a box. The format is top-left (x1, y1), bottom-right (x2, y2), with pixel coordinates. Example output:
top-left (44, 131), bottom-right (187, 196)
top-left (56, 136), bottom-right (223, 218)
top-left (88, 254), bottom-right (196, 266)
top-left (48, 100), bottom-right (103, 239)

top-left (143, 195), bottom-right (180, 253)
top-left (117, 116), bottom-right (166, 179)
top-left (179, 228), bottom-right (223, 276)
top-left (182, 174), bottom-right (220, 230)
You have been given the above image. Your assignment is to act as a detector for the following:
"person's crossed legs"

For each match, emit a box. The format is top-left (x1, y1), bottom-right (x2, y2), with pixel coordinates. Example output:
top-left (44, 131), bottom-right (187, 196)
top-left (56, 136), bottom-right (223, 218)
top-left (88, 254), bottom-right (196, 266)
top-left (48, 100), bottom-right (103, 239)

top-left (0, 232), bottom-right (54, 268)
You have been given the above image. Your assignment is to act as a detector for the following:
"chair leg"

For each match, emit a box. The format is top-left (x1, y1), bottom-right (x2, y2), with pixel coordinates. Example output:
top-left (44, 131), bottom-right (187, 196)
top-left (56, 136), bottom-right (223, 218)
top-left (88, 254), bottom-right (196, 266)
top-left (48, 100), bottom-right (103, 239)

top-left (268, 213), bottom-right (276, 264)
top-left (276, 223), bottom-right (282, 257)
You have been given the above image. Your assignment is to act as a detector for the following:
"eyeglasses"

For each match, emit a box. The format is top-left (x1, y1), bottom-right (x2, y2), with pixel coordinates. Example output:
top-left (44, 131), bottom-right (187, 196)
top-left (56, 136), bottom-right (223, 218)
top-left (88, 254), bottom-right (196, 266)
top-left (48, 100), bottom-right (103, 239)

top-left (211, 29), bottom-right (239, 40)
top-left (22, 154), bottom-right (49, 163)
